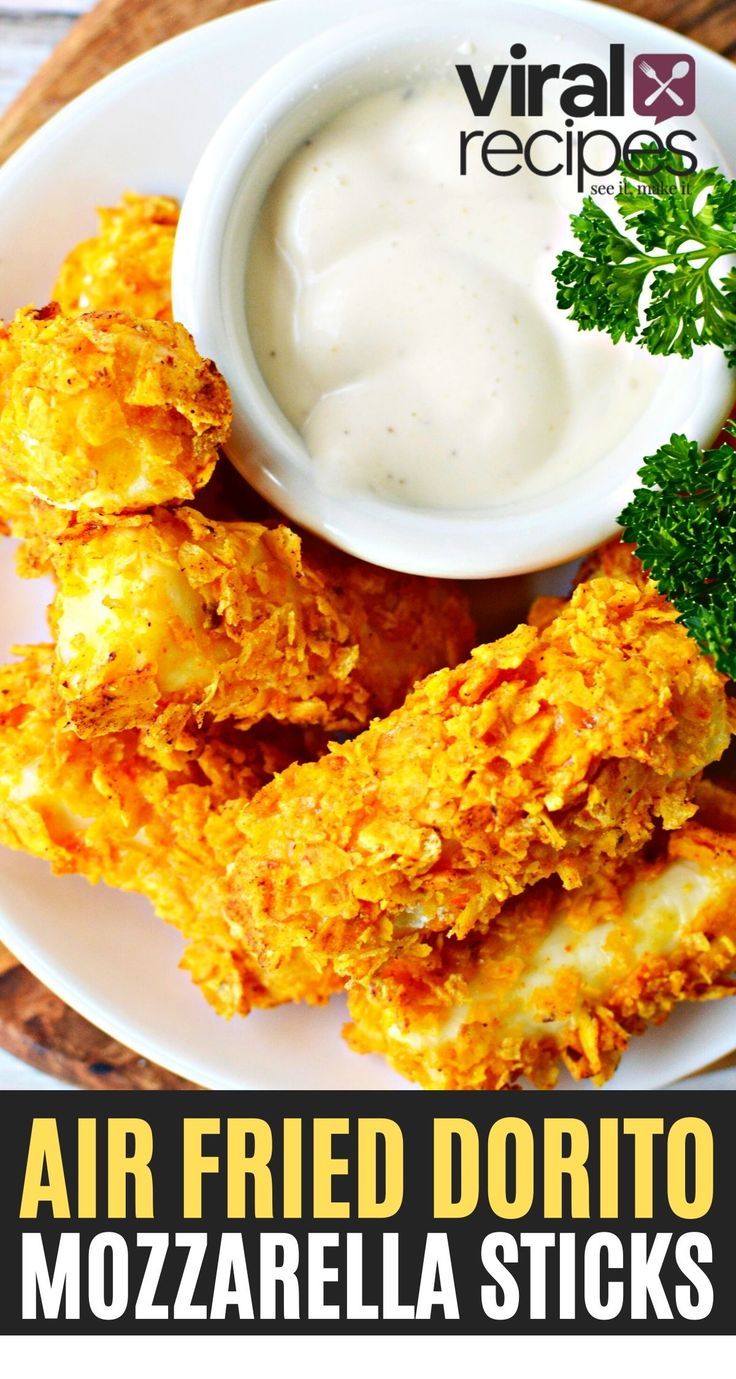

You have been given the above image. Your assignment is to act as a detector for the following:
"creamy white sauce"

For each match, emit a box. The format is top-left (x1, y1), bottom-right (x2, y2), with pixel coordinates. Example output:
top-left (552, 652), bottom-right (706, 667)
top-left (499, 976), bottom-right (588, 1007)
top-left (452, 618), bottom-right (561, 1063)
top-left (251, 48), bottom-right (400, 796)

top-left (247, 77), bottom-right (665, 510)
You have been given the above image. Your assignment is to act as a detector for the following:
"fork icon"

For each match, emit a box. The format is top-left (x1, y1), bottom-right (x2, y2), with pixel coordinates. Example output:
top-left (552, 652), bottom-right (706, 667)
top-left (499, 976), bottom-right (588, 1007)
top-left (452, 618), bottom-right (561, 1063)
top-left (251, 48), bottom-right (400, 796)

top-left (639, 58), bottom-right (689, 107)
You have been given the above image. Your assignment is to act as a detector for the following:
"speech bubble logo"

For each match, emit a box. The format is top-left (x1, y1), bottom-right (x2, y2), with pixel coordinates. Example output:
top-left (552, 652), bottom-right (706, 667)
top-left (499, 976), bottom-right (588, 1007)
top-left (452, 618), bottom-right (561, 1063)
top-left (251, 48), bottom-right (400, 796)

top-left (633, 53), bottom-right (696, 125)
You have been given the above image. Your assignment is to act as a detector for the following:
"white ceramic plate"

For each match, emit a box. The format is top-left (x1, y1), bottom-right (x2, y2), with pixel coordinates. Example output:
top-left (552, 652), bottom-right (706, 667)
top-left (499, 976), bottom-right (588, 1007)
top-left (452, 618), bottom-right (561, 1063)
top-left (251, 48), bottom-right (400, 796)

top-left (0, 0), bottom-right (735, 1089)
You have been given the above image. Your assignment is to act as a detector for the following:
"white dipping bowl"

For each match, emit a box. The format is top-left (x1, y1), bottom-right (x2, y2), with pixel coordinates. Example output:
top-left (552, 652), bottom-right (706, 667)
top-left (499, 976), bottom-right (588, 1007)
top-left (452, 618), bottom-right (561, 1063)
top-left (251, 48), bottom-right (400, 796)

top-left (173, 0), bottom-right (736, 578)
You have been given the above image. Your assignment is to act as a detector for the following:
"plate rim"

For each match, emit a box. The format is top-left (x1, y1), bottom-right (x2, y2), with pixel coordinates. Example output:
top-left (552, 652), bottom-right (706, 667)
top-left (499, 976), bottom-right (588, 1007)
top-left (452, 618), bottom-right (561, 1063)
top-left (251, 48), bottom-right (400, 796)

top-left (1, 0), bottom-right (736, 1089)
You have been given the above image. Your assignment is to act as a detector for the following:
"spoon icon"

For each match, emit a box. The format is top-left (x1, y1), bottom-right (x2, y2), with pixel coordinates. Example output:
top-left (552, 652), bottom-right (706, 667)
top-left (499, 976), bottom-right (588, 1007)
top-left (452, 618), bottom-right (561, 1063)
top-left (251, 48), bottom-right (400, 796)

top-left (641, 59), bottom-right (691, 107)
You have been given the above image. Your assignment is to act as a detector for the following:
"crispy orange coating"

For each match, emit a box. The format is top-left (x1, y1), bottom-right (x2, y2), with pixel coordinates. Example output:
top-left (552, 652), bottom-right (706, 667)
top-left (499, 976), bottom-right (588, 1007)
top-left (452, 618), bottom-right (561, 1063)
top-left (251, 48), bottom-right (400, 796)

top-left (47, 505), bottom-right (475, 741)
top-left (529, 538), bottom-right (647, 633)
top-left (346, 815), bottom-right (736, 1089)
top-left (0, 306), bottom-right (230, 538)
top-left (527, 593), bottom-right (567, 632)
top-left (223, 575), bottom-right (732, 993)
top-left (577, 536), bottom-right (647, 587)
top-left (0, 647), bottom-right (337, 1016)
top-left (52, 193), bottom-right (178, 322)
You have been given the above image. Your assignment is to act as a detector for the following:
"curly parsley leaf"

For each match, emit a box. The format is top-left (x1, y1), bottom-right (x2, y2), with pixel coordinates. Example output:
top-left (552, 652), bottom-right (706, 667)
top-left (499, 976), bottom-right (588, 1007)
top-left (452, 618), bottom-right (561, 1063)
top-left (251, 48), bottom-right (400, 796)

top-left (619, 425), bottom-right (736, 678)
top-left (554, 146), bottom-right (736, 363)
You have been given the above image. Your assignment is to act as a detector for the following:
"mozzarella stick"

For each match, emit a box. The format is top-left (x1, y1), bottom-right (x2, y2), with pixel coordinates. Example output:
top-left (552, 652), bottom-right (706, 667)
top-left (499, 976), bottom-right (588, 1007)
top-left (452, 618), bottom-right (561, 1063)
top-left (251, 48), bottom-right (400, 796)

top-left (48, 505), bottom-right (475, 741)
top-left (0, 647), bottom-right (337, 1016)
top-left (52, 192), bottom-right (178, 322)
top-left (0, 305), bottom-right (230, 541)
top-left (224, 575), bottom-right (732, 991)
top-left (346, 814), bottom-right (736, 1089)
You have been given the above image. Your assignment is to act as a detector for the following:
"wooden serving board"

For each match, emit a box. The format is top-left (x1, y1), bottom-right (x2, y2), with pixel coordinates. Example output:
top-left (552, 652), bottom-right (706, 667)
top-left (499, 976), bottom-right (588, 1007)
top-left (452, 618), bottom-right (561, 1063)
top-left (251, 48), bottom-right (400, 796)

top-left (0, 0), bottom-right (733, 1089)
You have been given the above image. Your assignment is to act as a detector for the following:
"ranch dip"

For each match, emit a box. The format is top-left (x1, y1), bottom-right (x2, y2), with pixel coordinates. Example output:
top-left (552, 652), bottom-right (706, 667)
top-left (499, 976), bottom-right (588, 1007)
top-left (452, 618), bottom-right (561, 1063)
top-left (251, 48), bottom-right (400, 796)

top-left (246, 77), bottom-right (664, 510)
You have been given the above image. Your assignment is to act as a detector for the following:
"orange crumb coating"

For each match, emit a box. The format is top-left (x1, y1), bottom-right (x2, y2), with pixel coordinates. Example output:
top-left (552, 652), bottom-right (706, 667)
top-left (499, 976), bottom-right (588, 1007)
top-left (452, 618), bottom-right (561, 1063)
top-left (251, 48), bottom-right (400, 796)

top-left (0, 647), bottom-right (337, 1016)
top-left (528, 538), bottom-right (647, 634)
top-left (224, 574), bottom-right (732, 992)
top-left (0, 306), bottom-right (230, 537)
top-left (52, 193), bottom-right (178, 322)
top-left (47, 505), bottom-right (475, 741)
top-left (577, 536), bottom-right (647, 588)
top-left (345, 813), bottom-right (736, 1089)
top-left (527, 594), bottom-right (567, 632)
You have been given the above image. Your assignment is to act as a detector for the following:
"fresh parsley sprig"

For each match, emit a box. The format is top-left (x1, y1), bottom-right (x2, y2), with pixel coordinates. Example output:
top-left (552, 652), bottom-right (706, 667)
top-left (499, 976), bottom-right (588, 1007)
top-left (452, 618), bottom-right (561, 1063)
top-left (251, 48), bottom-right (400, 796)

top-left (554, 147), bottom-right (736, 365)
top-left (619, 424), bottom-right (736, 677)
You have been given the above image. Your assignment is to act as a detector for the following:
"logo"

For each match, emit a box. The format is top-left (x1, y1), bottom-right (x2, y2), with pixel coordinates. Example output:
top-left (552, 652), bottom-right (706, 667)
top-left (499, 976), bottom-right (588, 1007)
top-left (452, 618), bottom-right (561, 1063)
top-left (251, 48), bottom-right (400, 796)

top-left (633, 53), bottom-right (696, 124)
top-left (456, 44), bottom-right (700, 190)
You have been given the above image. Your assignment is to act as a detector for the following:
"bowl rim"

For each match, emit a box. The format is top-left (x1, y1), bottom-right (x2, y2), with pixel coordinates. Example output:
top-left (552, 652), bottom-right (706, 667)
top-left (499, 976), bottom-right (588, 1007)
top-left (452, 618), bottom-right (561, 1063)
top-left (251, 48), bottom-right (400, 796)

top-left (174, 0), bottom-right (736, 578)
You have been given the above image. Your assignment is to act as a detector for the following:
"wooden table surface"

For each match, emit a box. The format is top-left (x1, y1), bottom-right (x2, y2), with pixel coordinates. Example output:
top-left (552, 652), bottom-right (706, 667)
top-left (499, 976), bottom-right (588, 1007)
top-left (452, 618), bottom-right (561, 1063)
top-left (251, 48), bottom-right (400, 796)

top-left (0, 0), bottom-right (90, 115)
top-left (0, 0), bottom-right (734, 1090)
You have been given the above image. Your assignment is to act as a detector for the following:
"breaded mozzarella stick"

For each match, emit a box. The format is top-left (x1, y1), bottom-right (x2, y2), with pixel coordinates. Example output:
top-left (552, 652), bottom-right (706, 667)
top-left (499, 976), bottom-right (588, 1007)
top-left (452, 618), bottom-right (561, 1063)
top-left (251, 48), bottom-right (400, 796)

top-left (0, 306), bottom-right (230, 540)
top-left (48, 506), bottom-right (475, 741)
top-left (0, 648), bottom-right (338, 1016)
top-left (52, 193), bottom-right (178, 322)
top-left (346, 814), bottom-right (736, 1089)
top-left (224, 575), bottom-right (732, 990)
